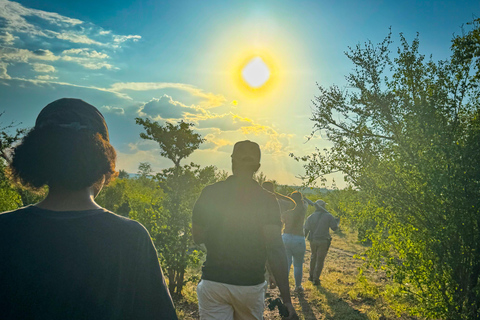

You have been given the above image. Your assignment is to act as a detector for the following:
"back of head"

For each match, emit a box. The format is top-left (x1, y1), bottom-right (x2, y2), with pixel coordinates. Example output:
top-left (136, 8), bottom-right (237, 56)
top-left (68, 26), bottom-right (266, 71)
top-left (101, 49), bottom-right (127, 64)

top-left (10, 98), bottom-right (117, 190)
top-left (289, 191), bottom-right (303, 205)
top-left (231, 140), bottom-right (261, 176)
top-left (314, 199), bottom-right (327, 211)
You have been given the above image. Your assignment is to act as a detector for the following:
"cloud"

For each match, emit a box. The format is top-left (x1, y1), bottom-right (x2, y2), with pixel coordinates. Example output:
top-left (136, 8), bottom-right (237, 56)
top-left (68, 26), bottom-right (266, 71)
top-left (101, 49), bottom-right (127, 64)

top-left (0, 32), bottom-right (17, 45)
top-left (55, 32), bottom-right (104, 45)
top-left (0, 0), bottom-right (141, 49)
top-left (197, 113), bottom-right (253, 131)
top-left (0, 62), bottom-right (11, 79)
top-left (138, 95), bottom-right (203, 119)
top-left (0, 0), bottom-right (83, 39)
top-left (0, 47), bottom-right (59, 63)
top-left (113, 35), bottom-right (141, 44)
top-left (101, 105), bottom-right (125, 115)
top-left (0, 0), bottom-right (142, 80)
top-left (32, 63), bottom-right (55, 73)
top-left (110, 82), bottom-right (227, 108)
top-left (201, 133), bottom-right (233, 151)
top-left (35, 74), bottom-right (57, 80)
top-left (62, 48), bottom-right (109, 59)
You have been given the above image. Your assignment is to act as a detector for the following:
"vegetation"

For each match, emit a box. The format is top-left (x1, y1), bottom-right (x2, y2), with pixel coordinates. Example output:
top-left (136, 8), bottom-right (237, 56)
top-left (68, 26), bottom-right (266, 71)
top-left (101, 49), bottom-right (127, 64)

top-left (295, 20), bottom-right (480, 319)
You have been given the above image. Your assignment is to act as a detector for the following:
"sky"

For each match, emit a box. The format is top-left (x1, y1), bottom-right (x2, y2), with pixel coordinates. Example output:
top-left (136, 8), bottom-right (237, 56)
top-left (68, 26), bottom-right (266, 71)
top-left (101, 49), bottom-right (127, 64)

top-left (0, 0), bottom-right (478, 188)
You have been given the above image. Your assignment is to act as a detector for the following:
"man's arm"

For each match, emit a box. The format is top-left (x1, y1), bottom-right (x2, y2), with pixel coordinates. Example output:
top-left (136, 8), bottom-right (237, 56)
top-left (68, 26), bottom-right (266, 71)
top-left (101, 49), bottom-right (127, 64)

top-left (192, 223), bottom-right (206, 245)
top-left (329, 214), bottom-right (339, 232)
top-left (192, 187), bottom-right (209, 244)
top-left (304, 198), bottom-right (315, 206)
top-left (264, 224), bottom-right (297, 319)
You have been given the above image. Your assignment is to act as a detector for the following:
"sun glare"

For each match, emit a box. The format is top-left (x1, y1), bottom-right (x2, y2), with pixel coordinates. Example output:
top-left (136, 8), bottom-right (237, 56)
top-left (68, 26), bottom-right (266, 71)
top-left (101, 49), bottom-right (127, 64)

top-left (241, 57), bottom-right (270, 88)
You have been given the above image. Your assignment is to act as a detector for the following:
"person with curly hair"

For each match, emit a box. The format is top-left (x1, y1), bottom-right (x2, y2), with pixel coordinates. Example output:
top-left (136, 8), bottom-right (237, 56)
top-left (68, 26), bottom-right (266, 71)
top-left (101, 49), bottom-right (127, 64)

top-left (0, 98), bottom-right (177, 319)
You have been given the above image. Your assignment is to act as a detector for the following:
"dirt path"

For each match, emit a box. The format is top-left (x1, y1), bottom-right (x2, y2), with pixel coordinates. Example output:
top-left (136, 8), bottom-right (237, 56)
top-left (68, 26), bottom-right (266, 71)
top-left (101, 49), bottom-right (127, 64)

top-left (263, 244), bottom-right (366, 320)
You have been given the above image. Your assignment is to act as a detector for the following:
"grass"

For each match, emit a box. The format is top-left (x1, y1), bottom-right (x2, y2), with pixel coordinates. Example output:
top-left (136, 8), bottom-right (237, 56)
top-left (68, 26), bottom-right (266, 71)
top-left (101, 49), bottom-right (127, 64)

top-left (175, 229), bottom-right (421, 320)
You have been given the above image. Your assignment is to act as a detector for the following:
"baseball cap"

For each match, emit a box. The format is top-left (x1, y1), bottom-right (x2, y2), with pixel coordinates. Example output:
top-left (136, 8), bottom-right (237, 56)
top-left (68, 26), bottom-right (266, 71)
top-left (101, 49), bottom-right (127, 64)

top-left (231, 140), bottom-right (261, 164)
top-left (35, 98), bottom-right (109, 141)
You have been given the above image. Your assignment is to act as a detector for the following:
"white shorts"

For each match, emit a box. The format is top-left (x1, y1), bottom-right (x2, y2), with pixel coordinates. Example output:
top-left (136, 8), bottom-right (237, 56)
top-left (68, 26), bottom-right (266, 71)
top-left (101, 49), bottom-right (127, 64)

top-left (197, 279), bottom-right (266, 320)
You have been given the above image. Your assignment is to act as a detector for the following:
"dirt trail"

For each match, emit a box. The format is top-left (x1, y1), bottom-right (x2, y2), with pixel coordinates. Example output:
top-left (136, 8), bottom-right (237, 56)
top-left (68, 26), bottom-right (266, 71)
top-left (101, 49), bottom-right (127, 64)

top-left (263, 244), bottom-right (361, 320)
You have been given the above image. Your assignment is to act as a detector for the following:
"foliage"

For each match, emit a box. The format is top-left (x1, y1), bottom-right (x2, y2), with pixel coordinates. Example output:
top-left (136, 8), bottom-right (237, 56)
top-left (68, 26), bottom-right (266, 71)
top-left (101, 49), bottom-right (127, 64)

top-left (296, 22), bottom-right (480, 319)
top-left (135, 118), bottom-right (205, 168)
top-left (135, 119), bottom-right (217, 296)
top-left (155, 163), bottom-right (218, 296)
top-left (0, 161), bottom-right (22, 211)
top-left (0, 114), bottom-right (41, 210)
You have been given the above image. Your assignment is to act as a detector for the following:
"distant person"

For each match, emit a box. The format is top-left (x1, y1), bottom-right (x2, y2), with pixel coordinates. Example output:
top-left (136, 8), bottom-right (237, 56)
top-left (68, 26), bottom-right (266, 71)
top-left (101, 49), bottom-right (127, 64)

top-left (0, 98), bottom-right (177, 319)
top-left (304, 199), bottom-right (339, 286)
top-left (192, 141), bottom-right (297, 320)
top-left (281, 191), bottom-right (307, 292)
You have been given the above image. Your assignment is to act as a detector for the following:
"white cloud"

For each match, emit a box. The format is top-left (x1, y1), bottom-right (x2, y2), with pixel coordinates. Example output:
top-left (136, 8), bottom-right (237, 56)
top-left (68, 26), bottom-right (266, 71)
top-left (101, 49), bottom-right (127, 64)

top-left (0, 32), bottom-right (17, 45)
top-left (109, 82), bottom-right (226, 108)
top-left (139, 95), bottom-right (203, 119)
top-left (101, 105), bottom-right (125, 115)
top-left (35, 74), bottom-right (57, 80)
top-left (55, 32), bottom-right (103, 45)
top-left (0, 47), bottom-right (59, 63)
top-left (113, 35), bottom-right (141, 44)
top-left (62, 48), bottom-right (109, 59)
top-left (32, 63), bottom-right (55, 73)
top-left (0, 0), bottom-right (83, 38)
top-left (0, 62), bottom-right (11, 79)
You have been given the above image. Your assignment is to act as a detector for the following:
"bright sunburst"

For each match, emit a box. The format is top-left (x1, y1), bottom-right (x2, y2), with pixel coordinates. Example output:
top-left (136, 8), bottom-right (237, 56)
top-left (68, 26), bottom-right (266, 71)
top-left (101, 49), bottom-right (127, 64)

top-left (241, 57), bottom-right (270, 88)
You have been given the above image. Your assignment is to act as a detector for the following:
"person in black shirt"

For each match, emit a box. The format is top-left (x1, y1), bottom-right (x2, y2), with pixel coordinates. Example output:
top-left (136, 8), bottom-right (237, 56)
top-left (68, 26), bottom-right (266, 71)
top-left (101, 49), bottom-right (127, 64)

top-left (192, 140), bottom-right (297, 320)
top-left (0, 98), bottom-right (177, 319)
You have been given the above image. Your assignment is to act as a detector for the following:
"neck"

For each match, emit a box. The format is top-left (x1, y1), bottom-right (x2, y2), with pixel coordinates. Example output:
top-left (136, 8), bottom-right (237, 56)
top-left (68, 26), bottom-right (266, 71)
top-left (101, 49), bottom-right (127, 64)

top-left (232, 172), bottom-right (254, 180)
top-left (35, 186), bottom-right (102, 211)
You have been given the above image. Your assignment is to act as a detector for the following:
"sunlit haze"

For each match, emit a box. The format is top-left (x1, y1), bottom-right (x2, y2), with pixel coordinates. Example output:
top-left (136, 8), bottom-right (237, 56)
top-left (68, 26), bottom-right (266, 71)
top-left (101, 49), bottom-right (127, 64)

top-left (0, 0), bottom-right (478, 188)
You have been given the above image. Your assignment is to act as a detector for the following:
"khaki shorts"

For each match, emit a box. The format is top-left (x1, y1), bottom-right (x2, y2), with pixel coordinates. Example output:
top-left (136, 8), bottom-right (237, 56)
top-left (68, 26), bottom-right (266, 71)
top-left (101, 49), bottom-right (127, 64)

top-left (197, 279), bottom-right (266, 320)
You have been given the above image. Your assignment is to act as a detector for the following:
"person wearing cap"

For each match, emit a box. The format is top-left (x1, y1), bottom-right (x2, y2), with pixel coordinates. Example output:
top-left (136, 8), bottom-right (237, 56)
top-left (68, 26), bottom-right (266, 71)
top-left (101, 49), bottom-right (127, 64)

top-left (192, 140), bottom-right (297, 320)
top-left (304, 199), bottom-right (339, 286)
top-left (0, 98), bottom-right (177, 319)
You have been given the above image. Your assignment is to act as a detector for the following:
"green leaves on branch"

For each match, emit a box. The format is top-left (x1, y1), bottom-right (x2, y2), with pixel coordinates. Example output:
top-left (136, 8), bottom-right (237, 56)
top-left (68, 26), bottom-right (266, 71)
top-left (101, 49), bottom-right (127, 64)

top-left (300, 20), bottom-right (480, 319)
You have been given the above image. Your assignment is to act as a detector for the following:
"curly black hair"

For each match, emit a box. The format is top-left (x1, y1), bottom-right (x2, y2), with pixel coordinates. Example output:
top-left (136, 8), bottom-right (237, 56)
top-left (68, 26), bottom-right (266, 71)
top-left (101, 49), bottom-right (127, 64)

top-left (10, 126), bottom-right (117, 190)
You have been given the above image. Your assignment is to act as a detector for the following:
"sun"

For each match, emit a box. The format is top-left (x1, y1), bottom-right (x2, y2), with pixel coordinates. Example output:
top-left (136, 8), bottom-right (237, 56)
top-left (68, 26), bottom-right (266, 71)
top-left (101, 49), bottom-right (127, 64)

top-left (241, 57), bottom-right (270, 88)
top-left (234, 52), bottom-right (277, 96)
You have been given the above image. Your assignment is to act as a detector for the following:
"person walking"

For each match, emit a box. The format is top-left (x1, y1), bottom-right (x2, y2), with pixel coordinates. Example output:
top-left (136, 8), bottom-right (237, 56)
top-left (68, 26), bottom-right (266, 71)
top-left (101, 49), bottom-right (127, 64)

top-left (281, 191), bottom-right (307, 292)
top-left (0, 98), bottom-right (177, 319)
top-left (304, 199), bottom-right (339, 286)
top-left (192, 140), bottom-right (297, 320)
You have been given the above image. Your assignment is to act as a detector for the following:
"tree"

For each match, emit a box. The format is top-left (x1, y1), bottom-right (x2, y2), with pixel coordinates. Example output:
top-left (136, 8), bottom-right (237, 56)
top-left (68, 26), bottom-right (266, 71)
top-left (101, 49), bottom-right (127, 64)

top-left (155, 163), bottom-right (217, 296)
top-left (117, 169), bottom-right (129, 179)
top-left (135, 119), bottom-right (204, 168)
top-left (0, 113), bottom-right (26, 211)
top-left (295, 24), bottom-right (480, 319)
top-left (136, 119), bottom-right (211, 296)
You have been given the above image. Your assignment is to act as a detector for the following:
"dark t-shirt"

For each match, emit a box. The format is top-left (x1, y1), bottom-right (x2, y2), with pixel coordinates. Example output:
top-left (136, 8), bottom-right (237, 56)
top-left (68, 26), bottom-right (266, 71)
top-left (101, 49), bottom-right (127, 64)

top-left (192, 175), bottom-right (282, 286)
top-left (0, 206), bottom-right (178, 320)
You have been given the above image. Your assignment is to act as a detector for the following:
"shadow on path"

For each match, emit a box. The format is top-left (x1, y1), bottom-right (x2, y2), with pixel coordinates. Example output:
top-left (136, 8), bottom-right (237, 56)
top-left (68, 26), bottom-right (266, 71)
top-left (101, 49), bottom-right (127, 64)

top-left (312, 285), bottom-right (369, 320)
top-left (297, 291), bottom-right (318, 320)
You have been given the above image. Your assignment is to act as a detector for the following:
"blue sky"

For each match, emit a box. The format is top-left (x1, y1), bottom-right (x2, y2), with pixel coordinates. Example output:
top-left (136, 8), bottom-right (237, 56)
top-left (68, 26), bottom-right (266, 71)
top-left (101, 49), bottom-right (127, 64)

top-left (0, 0), bottom-right (478, 187)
